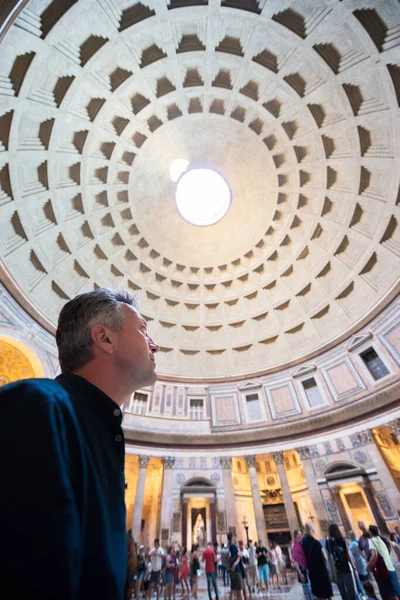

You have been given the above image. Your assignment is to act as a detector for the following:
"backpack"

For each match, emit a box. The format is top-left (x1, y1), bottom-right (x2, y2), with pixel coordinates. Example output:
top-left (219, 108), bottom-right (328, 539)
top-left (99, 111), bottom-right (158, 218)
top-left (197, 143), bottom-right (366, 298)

top-left (328, 539), bottom-right (345, 569)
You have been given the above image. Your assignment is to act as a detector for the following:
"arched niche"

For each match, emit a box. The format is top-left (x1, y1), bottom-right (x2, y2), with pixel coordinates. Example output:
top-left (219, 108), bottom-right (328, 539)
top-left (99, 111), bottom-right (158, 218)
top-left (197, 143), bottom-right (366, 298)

top-left (0, 335), bottom-right (44, 387)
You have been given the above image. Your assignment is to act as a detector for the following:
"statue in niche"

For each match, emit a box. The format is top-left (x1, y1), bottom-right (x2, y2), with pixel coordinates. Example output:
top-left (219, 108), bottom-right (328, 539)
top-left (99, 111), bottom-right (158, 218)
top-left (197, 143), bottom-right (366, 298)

top-left (192, 513), bottom-right (205, 547)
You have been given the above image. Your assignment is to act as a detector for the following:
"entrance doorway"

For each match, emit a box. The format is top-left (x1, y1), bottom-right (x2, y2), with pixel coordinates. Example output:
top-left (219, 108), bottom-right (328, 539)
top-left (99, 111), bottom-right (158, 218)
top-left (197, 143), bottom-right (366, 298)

top-left (181, 478), bottom-right (217, 548)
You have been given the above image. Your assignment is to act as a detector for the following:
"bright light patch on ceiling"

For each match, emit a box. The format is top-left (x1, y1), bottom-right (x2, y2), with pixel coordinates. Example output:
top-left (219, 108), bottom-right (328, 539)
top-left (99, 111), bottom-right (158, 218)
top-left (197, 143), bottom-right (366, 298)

top-left (175, 168), bottom-right (231, 227)
top-left (170, 159), bottom-right (190, 183)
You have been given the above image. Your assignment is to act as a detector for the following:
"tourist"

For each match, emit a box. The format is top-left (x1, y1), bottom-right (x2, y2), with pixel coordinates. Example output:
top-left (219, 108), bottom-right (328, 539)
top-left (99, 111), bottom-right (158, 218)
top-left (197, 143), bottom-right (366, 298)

top-left (326, 523), bottom-right (358, 600)
top-left (144, 554), bottom-right (152, 600)
top-left (291, 529), bottom-right (313, 600)
top-left (203, 541), bottom-right (219, 600)
top-left (301, 522), bottom-right (333, 600)
top-left (348, 531), bottom-right (372, 599)
top-left (0, 288), bottom-right (159, 600)
top-left (389, 533), bottom-right (400, 564)
top-left (238, 540), bottom-right (251, 599)
top-left (164, 546), bottom-right (175, 600)
top-left (190, 544), bottom-right (200, 600)
top-left (149, 538), bottom-right (165, 600)
top-left (357, 522), bottom-right (379, 599)
top-left (269, 541), bottom-right (283, 589)
top-left (220, 543), bottom-right (230, 586)
top-left (135, 545), bottom-right (147, 599)
top-left (247, 540), bottom-right (260, 594)
top-left (179, 548), bottom-right (190, 597)
top-left (227, 531), bottom-right (245, 600)
top-left (367, 525), bottom-right (400, 600)
top-left (256, 539), bottom-right (270, 594)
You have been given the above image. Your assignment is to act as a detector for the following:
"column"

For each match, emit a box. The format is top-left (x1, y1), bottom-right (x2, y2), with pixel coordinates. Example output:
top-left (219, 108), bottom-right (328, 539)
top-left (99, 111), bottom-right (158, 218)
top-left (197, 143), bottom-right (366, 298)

top-left (181, 498), bottom-right (188, 549)
top-left (297, 446), bottom-right (329, 534)
top-left (245, 455), bottom-right (268, 546)
top-left (210, 498), bottom-right (217, 543)
top-left (131, 455), bottom-right (150, 543)
top-left (356, 429), bottom-right (400, 517)
top-left (272, 451), bottom-right (300, 534)
top-left (160, 456), bottom-right (175, 544)
top-left (220, 457), bottom-right (237, 534)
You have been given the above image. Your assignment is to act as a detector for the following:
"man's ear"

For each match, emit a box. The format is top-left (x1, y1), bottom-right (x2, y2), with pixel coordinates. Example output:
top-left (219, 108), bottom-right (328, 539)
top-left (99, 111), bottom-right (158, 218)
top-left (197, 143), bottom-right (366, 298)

top-left (91, 324), bottom-right (115, 355)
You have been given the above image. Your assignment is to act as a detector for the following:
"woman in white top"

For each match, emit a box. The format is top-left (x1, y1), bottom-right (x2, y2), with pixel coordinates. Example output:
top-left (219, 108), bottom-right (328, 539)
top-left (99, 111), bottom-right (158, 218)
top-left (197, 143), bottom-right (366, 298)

top-left (367, 525), bottom-right (400, 600)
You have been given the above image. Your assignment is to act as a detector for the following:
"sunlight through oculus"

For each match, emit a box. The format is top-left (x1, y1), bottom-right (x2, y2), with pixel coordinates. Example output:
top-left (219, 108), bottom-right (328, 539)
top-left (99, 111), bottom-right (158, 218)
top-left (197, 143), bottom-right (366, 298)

top-left (175, 168), bottom-right (232, 227)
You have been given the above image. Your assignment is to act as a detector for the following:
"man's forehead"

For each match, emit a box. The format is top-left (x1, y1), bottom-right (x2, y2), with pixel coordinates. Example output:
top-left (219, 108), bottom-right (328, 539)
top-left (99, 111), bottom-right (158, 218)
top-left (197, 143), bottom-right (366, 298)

top-left (122, 303), bottom-right (146, 324)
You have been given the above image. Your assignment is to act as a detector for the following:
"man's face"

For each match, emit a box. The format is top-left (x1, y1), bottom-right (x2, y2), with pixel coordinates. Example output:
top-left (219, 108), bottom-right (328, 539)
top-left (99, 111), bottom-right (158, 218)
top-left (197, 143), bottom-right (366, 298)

top-left (112, 305), bottom-right (159, 389)
top-left (358, 520), bottom-right (366, 532)
top-left (296, 531), bottom-right (302, 542)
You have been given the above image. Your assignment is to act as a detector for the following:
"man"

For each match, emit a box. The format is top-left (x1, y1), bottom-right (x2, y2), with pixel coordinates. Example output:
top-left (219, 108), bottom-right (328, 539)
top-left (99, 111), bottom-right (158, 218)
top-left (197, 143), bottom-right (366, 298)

top-left (357, 521), bottom-right (380, 599)
top-left (256, 539), bottom-right (270, 594)
top-left (0, 288), bottom-right (159, 600)
top-left (203, 541), bottom-right (219, 600)
top-left (238, 540), bottom-right (251, 599)
top-left (149, 538), bottom-right (165, 600)
top-left (348, 530), bottom-right (371, 600)
top-left (227, 531), bottom-right (245, 600)
top-left (247, 540), bottom-right (260, 594)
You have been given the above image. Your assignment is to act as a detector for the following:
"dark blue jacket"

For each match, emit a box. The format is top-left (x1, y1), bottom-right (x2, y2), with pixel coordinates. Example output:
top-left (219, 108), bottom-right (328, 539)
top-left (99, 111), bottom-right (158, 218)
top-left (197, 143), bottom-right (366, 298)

top-left (0, 373), bottom-right (126, 599)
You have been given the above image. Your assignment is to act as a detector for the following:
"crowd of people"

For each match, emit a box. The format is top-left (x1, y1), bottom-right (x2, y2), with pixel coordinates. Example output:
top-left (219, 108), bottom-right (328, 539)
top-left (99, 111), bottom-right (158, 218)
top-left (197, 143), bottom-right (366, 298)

top-left (128, 522), bottom-right (400, 600)
top-left (291, 521), bottom-right (400, 600)
top-left (128, 532), bottom-right (290, 600)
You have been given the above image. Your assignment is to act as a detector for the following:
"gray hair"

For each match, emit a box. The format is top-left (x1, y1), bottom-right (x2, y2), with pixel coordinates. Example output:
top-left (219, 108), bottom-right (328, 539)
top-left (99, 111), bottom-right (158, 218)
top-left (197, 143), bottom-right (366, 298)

top-left (56, 288), bottom-right (137, 373)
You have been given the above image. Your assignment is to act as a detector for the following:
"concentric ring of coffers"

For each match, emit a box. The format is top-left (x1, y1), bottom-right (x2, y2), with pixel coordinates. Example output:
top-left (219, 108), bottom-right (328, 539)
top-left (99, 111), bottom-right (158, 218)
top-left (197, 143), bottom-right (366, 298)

top-left (0, 0), bottom-right (399, 379)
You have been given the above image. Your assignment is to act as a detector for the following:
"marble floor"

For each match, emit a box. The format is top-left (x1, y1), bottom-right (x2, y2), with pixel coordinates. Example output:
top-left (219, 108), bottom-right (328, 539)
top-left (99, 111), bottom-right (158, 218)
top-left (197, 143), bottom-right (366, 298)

top-left (183, 573), bottom-right (358, 600)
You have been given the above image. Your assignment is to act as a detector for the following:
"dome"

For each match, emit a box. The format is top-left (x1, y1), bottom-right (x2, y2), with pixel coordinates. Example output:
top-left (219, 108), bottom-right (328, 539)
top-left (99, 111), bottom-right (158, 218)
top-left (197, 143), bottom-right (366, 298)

top-left (0, 0), bottom-right (399, 384)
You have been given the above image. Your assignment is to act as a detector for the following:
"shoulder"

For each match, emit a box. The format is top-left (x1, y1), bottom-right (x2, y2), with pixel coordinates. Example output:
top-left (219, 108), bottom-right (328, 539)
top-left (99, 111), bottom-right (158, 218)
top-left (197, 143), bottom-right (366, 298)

top-left (0, 377), bottom-right (75, 420)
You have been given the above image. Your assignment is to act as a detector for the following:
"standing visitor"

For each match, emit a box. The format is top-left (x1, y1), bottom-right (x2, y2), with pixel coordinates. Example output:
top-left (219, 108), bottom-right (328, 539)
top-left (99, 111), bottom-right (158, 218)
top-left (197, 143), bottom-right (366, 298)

top-left (238, 540), bottom-right (251, 599)
top-left (179, 548), bottom-right (190, 597)
top-left (301, 522), bottom-right (333, 600)
top-left (135, 545), bottom-right (147, 599)
top-left (291, 529), bottom-right (313, 600)
top-left (348, 531), bottom-right (374, 599)
top-left (164, 546), bottom-right (176, 600)
top-left (228, 531), bottom-right (245, 600)
top-left (149, 539), bottom-right (165, 600)
top-left (367, 525), bottom-right (400, 600)
top-left (190, 544), bottom-right (200, 600)
top-left (326, 523), bottom-right (358, 600)
top-left (203, 541), bottom-right (219, 600)
top-left (220, 544), bottom-right (230, 586)
top-left (389, 534), bottom-right (400, 564)
top-left (247, 540), bottom-right (260, 594)
top-left (0, 288), bottom-right (159, 600)
top-left (256, 539), bottom-right (270, 594)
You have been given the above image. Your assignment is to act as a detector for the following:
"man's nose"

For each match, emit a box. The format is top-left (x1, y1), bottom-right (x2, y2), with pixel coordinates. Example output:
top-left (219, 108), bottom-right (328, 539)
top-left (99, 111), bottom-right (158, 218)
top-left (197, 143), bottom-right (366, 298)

top-left (149, 338), bottom-right (160, 353)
